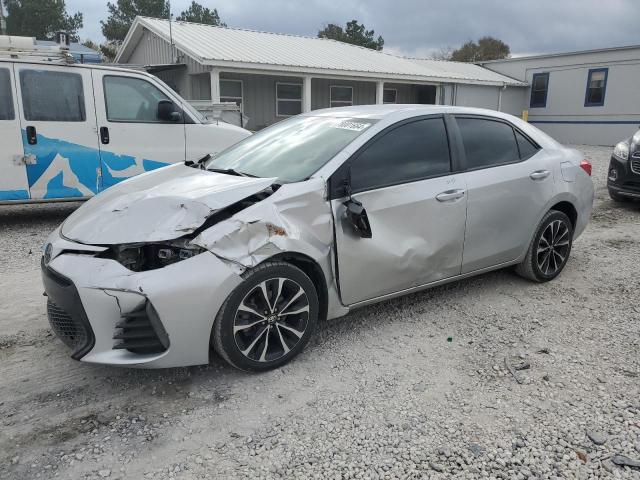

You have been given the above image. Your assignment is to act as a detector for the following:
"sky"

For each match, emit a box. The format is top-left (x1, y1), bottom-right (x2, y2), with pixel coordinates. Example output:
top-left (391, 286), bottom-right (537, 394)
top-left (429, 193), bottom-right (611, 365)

top-left (66, 0), bottom-right (640, 58)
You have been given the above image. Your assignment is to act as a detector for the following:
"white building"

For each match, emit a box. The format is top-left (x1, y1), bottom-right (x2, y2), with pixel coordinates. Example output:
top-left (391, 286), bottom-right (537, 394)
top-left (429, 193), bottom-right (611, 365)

top-left (481, 45), bottom-right (640, 145)
top-left (115, 16), bottom-right (525, 131)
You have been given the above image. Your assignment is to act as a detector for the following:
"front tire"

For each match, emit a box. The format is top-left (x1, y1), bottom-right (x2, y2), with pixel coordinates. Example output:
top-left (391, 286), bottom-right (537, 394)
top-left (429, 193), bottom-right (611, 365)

top-left (515, 210), bottom-right (573, 282)
top-left (212, 261), bottom-right (319, 371)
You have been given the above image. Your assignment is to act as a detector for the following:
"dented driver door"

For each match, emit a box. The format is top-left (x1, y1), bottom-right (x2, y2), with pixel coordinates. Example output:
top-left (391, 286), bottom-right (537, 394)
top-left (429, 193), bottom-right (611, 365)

top-left (331, 116), bottom-right (467, 306)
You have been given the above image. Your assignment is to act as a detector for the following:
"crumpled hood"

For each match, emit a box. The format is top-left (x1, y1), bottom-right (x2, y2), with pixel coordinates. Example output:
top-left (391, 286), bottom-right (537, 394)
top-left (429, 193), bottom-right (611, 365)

top-left (61, 164), bottom-right (276, 245)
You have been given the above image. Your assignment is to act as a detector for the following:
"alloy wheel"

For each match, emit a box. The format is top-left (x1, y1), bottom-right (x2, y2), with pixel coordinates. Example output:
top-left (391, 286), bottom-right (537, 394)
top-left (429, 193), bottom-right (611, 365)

top-left (536, 219), bottom-right (570, 276)
top-left (233, 277), bottom-right (310, 363)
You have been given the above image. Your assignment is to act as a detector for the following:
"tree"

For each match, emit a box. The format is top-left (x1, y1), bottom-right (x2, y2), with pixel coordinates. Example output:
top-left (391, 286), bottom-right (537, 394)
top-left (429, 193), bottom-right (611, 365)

top-left (428, 45), bottom-right (454, 61)
top-left (176, 1), bottom-right (225, 26)
top-left (318, 20), bottom-right (384, 51)
top-left (82, 39), bottom-right (118, 62)
top-left (101, 0), bottom-right (168, 44)
top-left (3, 0), bottom-right (83, 41)
top-left (450, 36), bottom-right (510, 62)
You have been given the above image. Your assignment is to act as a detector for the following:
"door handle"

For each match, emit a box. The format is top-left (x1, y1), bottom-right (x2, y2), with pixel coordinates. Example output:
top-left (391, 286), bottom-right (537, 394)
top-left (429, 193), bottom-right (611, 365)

top-left (100, 126), bottom-right (109, 145)
top-left (26, 126), bottom-right (37, 145)
top-left (530, 170), bottom-right (550, 180)
top-left (436, 189), bottom-right (466, 202)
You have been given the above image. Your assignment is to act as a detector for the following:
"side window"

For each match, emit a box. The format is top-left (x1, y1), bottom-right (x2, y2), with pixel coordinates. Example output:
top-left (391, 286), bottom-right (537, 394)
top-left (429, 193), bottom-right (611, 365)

top-left (0, 68), bottom-right (15, 120)
top-left (104, 76), bottom-right (171, 122)
top-left (351, 118), bottom-right (450, 192)
top-left (457, 117), bottom-right (519, 170)
top-left (530, 72), bottom-right (549, 108)
top-left (584, 68), bottom-right (608, 107)
top-left (515, 130), bottom-right (539, 160)
top-left (20, 70), bottom-right (85, 121)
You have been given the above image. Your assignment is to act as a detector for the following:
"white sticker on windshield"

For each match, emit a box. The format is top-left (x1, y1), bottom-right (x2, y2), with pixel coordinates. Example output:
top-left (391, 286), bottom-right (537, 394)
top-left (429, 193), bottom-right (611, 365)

top-left (333, 120), bottom-right (370, 132)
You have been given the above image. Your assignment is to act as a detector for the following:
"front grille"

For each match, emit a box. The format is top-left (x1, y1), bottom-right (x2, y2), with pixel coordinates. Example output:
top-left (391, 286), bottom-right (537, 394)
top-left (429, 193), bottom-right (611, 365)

top-left (47, 300), bottom-right (88, 351)
top-left (630, 159), bottom-right (640, 175)
top-left (113, 302), bottom-right (169, 354)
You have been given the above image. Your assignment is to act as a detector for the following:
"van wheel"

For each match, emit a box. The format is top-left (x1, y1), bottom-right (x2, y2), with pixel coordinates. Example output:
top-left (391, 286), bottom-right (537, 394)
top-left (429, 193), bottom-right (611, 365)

top-left (212, 261), bottom-right (318, 371)
top-left (515, 210), bottom-right (573, 282)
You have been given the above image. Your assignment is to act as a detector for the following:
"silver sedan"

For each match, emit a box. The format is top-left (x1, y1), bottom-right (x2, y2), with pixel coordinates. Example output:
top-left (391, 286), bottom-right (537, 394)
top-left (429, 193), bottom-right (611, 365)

top-left (42, 105), bottom-right (594, 371)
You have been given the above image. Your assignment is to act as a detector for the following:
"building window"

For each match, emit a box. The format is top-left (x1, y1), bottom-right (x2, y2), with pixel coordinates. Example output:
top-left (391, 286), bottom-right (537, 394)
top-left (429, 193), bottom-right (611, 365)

top-left (220, 79), bottom-right (243, 109)
top-left (383, 88), bottom-right (397, 104)
top-left (330, 85), bottom-right (353, 108)
top-left (529, 72), bottom-right (549, 108)
top-left (584, 68), bottom-right (608, 107)
top-left (276, 83), bottom-right (302, 117)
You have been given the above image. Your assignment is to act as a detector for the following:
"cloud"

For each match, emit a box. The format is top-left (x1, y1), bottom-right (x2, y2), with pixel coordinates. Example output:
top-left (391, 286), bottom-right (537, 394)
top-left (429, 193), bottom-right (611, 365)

top-left (67, 0), bottom-right (639, 57)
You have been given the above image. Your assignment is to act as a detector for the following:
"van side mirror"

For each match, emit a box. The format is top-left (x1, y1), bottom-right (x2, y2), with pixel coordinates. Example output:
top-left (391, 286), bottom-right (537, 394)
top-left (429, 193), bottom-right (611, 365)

top-left (157, 100), bottom-right (181, 122)
top-left (343, 198), bottom-right (372, 238)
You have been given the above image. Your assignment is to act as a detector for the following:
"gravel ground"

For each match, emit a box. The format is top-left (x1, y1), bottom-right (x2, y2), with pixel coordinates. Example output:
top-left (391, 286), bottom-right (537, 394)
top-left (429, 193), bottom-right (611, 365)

top-left (1, 145), bottom-right (639, 480)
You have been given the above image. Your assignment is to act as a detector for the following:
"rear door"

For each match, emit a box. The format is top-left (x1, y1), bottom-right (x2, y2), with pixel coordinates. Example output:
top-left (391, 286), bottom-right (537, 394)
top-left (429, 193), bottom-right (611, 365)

top-left (331, 116), bottom-right (468, 305)
top-left (0, 65), bottom-right (29, 201)
top-left (14, 64), bottom-right (102, 199)
top-left (455, 116), bottom-right (556, 273)
top-left (91, 71), bottom-right (186, 189)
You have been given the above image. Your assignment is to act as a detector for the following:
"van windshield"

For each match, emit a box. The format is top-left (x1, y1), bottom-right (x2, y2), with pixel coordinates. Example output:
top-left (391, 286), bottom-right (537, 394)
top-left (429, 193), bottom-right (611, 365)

top-left (205, 116), bottom-right (377, 182)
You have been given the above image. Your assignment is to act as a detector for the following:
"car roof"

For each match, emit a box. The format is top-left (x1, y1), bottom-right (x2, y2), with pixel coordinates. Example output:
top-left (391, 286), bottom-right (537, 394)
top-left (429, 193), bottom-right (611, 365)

top-left (302, 104), bottom-right (514, 120)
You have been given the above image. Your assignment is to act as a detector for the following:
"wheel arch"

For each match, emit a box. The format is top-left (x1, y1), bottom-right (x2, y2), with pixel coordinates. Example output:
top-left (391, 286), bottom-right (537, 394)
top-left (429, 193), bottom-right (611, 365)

top-left (266, 252), bottom-right (329, 323)
top-left (549, 200), bottom-right (578, 230)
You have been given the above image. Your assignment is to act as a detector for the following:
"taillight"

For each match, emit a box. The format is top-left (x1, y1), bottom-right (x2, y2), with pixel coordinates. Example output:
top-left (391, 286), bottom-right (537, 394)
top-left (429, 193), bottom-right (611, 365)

top-left (580, 160), bottom-right (592, 176)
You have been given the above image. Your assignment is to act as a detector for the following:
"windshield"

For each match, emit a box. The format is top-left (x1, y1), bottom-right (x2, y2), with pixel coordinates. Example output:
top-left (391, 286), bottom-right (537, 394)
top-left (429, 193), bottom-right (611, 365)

top-left (205, 115), bottom-right (377, 182)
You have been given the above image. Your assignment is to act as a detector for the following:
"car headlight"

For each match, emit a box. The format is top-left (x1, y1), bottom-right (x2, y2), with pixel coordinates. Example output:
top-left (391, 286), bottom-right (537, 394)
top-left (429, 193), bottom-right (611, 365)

top-left (101, 239), bottom-right (206, 272)
top-left (613, 141), bottom-right (629, 160)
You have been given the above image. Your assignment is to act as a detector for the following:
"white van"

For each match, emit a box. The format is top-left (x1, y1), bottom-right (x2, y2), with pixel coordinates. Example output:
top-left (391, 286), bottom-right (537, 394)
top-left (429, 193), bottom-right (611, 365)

top-left (0, 55), bottom-right (250, 203)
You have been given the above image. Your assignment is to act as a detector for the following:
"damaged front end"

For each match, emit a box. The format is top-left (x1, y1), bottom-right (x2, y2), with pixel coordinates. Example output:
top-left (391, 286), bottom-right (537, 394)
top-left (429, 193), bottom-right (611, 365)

top-left (44, 167), bottom-right (345, 367)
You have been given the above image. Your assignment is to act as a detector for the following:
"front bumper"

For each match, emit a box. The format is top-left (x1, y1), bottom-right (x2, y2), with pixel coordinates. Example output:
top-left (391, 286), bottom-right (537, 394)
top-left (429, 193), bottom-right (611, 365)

top-left (607, 155), bottom-right (640, 198)
top-left (42, 232), bottom-right (243, 368)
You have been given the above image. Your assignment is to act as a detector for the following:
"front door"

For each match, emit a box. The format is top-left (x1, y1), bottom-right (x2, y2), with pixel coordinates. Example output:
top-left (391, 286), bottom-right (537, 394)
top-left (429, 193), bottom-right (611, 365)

top-left (14, 64), bottom-right (102, 199)
top-left (332, 116), bottom-right (467, 305)
top-left (455, 116), bottom-right (557, 273)
top-left (0, 65), bottom-right (29, 201)
top-left (91, 71), bottom-right (186, 189)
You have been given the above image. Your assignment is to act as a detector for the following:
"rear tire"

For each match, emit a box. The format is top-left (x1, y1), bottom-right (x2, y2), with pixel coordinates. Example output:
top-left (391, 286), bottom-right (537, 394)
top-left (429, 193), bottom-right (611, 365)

top-left (609, 189), bottom-right (631, 202)
top-left (515, 210), bottom-right (573, 283)
top-left (212, 261), bottom-right (318, 372)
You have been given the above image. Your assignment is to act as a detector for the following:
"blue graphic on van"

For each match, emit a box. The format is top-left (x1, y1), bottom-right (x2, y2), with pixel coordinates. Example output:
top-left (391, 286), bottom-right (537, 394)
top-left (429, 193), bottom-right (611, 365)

top-left (22, 131), bottom-right (170, 199)
top-left (0, 189), bottom-right (30, 201)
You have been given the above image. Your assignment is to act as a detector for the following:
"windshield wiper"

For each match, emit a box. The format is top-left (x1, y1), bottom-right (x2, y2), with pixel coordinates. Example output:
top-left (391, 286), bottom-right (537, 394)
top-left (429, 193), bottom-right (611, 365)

top-left (185, 154), bottom-right (211, 168)
top-left (207, 167), bottom-right (256, 177)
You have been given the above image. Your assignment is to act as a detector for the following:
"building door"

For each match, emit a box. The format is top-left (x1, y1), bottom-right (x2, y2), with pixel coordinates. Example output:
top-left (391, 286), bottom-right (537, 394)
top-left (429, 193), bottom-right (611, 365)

top-left (0, 66), bottom-right (30, 201)
top-left (14, 65), bottom-right (102, 199)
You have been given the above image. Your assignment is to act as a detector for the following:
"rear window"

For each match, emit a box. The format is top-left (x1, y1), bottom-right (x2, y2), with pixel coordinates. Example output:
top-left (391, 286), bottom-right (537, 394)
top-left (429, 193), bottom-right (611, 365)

top-left (20, 70), bottom-right (86, 122)
top-left (457, 117), bottom-right (520, 170)
top-left (0, 68), bottom-right (14, 120)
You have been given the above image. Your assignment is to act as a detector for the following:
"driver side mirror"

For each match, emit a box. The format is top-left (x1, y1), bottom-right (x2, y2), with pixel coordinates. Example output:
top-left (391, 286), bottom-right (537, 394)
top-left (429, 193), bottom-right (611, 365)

top-left (343, 198), bottom-right (372, 238)
top-left (157, 100), bottom-right (182, 122)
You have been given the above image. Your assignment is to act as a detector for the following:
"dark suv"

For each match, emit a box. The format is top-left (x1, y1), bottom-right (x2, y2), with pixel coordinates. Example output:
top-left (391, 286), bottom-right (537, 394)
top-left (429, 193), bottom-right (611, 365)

top-left (608, 130), bottom-right (640, 202)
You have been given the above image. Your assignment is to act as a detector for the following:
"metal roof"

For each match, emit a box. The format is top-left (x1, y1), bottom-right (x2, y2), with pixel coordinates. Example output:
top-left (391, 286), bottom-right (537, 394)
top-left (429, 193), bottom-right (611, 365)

top-left (479, 44), bottom-right (640, 64)
top-left (117, 17), bottom-right (525, 87)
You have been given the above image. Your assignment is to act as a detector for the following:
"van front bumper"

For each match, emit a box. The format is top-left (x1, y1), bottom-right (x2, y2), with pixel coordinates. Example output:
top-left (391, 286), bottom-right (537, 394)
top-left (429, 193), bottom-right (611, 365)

top-left (42, 232), bottom-right (243, 368)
